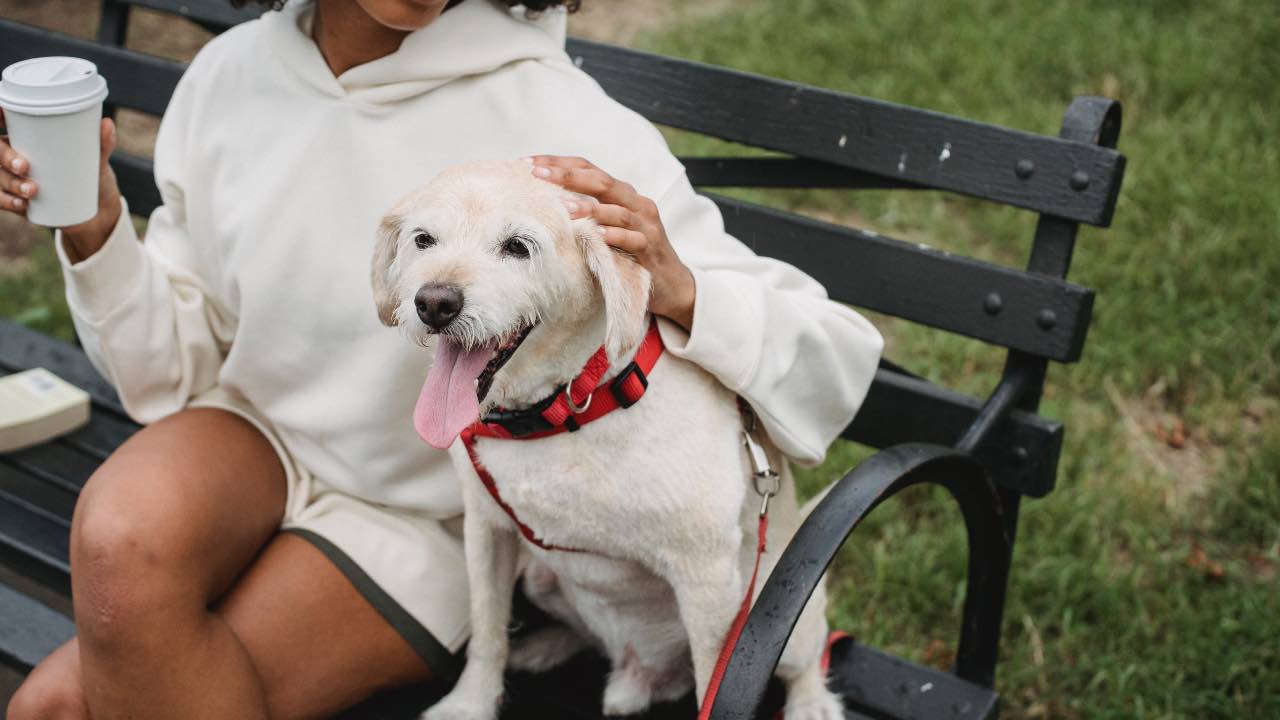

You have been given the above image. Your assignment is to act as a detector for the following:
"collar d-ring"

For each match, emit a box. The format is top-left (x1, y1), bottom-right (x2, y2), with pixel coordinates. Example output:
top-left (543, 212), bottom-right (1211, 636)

top-left (565, 388), bottom-right (593, 414)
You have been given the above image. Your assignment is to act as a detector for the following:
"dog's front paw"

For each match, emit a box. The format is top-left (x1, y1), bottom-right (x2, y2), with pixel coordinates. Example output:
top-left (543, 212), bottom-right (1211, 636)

top-left (782, 687), bottom-right (845, 720)
top-left (420, 691), bottom-right (500, 720)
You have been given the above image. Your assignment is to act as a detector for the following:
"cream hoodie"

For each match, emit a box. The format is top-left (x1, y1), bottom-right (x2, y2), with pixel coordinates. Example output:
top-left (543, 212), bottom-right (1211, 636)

top-left (57, 0), bottom-right (883, 514)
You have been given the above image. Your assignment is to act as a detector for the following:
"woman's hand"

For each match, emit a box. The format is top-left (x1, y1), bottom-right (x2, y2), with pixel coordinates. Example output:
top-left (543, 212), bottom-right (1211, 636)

top-left (526, 155), bottom-right (696, 331)
top-left (1, 111), bottom-right (123, 262)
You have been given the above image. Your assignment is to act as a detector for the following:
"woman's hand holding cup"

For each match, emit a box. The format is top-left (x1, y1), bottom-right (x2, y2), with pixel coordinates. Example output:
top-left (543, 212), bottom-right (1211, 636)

top-left (1, 57), bottom-right (122, 262)
top-left (1, 111), bottom-right (122, 262)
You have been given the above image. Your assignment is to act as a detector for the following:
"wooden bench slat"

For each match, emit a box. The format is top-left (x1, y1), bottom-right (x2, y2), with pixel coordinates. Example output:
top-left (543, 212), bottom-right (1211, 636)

top-left (0, 19), bottom-right (184, 118)
top-left (0, 448), bottom-right (81, 519)
top-left (0, 478), bottom-right (71, 593)
top-left (54, 416), bottom-right (137, 462)
top-left (0, 466), bottom-right (73, 529)
top-left (830, 640), bottom-right (998, 720)
top-left (0, 584), bottom-right (75, 672)
top-left (713, 194), bottom-right (1095, 362)
top-left (568, 38), bottom-right (1125, 227)
top-left (2, 443), bottom-right (100, 498)
top-left (683, 156), bottom-right (920, 190)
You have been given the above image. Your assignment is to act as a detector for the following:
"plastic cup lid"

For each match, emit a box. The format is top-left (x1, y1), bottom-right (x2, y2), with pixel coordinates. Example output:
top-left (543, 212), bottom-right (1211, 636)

top-left (0, 57), bottom-right (108, 115)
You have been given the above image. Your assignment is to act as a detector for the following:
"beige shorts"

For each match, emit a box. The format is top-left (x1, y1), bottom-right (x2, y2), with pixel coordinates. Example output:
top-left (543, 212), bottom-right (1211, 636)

top-left (191, 387), bottom-right (468, 680)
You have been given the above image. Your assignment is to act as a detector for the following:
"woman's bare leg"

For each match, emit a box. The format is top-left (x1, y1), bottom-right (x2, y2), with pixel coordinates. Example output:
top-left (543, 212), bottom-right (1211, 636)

top-left (68, 408), bottom-right (286, 719)
top-left (9, 534), bottom-right (433, 720)
top-left (7, 407), bottom-right (434, 720)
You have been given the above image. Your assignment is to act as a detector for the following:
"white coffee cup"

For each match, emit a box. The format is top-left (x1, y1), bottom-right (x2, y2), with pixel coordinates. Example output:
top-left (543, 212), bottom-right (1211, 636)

top-left (0, 57), bottom-right (109, 227)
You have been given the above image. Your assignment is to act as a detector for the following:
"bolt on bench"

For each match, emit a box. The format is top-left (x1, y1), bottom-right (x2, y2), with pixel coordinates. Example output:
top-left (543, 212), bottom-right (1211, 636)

top-left (0, 1), bottom-right (1126, 717)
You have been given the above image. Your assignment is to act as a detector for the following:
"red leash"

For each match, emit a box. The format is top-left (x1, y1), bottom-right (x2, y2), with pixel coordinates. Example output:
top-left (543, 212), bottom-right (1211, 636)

top-left (697, 512), bottom-right (769, 720)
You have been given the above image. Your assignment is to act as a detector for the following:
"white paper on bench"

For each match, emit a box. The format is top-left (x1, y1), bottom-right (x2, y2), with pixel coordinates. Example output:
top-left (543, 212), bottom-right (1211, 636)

top-left (0, 368), bottom-right (90, 453)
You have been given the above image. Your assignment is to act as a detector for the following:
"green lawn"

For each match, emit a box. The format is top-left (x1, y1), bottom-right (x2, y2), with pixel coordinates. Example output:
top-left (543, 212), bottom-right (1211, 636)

top-left (641, 1), bottom-right (1280, 718)
top-left (2, 0), bottom-right (1277, 718)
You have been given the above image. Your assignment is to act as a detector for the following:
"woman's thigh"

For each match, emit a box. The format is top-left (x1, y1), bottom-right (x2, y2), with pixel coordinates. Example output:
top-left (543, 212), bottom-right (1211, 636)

top-left (217, 532), bottom-right (435, 718)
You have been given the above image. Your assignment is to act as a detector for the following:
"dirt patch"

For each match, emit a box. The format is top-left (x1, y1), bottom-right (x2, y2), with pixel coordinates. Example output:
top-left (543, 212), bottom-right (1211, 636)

top-left (1102, 378), bottom-right (1224, 514)
top-left (127, 7), bottom-right (213, 62)
top-left (0, 213), bottom-right (42, 274)
top-left (0, 0), bottom-right (98, 38)
top-left (568, 0), bottom-right (735, 45)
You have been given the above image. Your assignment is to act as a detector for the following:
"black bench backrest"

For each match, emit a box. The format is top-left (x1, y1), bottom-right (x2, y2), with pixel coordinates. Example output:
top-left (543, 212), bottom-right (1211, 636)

top-left (0, 0), bottom-right (1126, 498)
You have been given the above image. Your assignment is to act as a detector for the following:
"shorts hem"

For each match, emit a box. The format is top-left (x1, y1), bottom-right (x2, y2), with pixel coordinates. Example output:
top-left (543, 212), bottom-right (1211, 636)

top-left (283, 527), bottom-right (463, 683)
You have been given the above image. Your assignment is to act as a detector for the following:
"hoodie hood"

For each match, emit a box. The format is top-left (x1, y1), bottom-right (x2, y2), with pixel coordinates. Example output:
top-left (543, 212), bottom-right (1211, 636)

top-left (265, 0), bottom-right (568, 104)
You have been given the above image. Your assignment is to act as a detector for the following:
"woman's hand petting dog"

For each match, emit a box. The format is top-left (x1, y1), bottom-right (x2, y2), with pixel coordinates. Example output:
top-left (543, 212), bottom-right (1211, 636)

top-left (525, 155), bottom-right (697, 331)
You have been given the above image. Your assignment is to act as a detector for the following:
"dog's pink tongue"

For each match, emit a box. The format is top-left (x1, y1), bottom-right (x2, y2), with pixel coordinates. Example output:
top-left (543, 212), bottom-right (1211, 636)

top-left (414, 339), bottom-right (494, 449)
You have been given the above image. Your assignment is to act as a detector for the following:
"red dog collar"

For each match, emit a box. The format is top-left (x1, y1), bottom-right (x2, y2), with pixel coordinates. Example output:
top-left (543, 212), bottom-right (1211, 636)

top-left (466, 320), bottom-right (663, 441)
top-left (460, 320), bottom-right (664, 551)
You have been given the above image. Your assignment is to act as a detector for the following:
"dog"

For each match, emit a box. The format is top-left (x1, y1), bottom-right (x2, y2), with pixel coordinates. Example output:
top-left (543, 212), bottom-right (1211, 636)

top-left (371, 160), bottom-right (844, 720)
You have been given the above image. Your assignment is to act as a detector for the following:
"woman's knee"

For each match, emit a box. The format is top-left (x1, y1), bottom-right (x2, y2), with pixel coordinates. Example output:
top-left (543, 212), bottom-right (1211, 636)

top-left (70, 471), bottom-right (202, 647)
top-left (68, 408), bottom-right (286, 649)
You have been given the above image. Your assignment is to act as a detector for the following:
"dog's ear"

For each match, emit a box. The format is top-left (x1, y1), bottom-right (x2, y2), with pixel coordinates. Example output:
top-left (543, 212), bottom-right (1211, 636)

top-left (578, 220), bottom-right (652, 361)
top-left (371, 210), bottom-right (404, 327)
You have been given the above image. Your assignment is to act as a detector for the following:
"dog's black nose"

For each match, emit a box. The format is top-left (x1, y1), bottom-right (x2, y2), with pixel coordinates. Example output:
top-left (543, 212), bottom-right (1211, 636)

top-left (415, 284), bottom-right (463, 330)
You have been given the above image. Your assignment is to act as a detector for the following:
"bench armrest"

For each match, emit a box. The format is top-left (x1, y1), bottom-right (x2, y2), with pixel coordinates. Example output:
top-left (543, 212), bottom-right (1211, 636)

top-left (708, 443), bottom-right (1013, 719)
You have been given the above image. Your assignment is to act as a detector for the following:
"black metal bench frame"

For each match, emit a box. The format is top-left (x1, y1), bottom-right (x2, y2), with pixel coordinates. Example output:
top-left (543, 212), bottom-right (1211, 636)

top-left (0, 1), bottom-right (1126, 718)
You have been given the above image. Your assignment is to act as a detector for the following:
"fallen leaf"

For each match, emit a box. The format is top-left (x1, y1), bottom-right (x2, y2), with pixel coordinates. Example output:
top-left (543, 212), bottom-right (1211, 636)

top-left (1185, 541), bottom-right (1226, 581)
top-left (1168, 417), bottom-right (1187, 449)
top-left (922, 638), bottom-right (955, 670)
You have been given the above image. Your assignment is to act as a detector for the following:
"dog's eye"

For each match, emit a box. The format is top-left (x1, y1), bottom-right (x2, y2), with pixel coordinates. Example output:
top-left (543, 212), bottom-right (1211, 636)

top-left (413, 232), bottom-right (436, 250)
top-left (502, 235), bottom-right (531, 259)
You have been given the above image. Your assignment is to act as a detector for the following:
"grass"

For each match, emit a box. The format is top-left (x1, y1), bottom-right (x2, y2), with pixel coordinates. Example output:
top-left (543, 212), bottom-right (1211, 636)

top-left (636, 1), bottom-right (1280, 718)
top-left (2, 0), bottom-right (1278, 717)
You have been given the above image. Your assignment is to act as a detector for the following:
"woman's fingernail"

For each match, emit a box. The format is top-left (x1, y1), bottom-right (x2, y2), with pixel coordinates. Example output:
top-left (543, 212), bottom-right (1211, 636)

top-left (532, 166), bottom-right (551, 178)
top-left (11, 158), bottom-right (23, 172)
top-left (12, 197), bottom-right (24, 210)
top-left (561, 199), bottom-right (579, 213)
top-left (19, 182), bottom-right (32, 197)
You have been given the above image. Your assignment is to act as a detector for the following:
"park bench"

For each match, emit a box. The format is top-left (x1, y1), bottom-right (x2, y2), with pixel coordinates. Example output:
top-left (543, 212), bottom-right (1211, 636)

top-left (0, 1), bottom-right (1127, 717)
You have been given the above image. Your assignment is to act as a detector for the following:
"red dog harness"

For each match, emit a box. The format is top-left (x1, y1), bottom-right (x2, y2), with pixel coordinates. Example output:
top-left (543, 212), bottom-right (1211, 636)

top-left (456, 320), bottom-right (777, 718)
top-left (459, 321), bottom-right (664, 550)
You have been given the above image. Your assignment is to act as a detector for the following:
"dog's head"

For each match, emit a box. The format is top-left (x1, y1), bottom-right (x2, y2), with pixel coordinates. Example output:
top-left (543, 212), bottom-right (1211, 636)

top-left (371, 160), bottom-right (651, 448)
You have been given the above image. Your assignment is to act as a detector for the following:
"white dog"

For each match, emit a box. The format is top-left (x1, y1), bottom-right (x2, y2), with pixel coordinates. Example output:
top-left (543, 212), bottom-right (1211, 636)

top-left (371, 160), bottom-right (843, 720)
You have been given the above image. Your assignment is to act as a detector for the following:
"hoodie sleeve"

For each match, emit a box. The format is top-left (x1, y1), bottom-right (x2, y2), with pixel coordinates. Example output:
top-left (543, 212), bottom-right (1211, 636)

top-left (55, 71), bottom-right (235, 424)
top-left (653, 173), bottom-right (883, 465)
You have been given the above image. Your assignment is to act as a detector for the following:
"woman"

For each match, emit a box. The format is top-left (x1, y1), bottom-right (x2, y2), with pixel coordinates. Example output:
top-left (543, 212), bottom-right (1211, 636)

top-left (2, 0), bottom-right (882, 717)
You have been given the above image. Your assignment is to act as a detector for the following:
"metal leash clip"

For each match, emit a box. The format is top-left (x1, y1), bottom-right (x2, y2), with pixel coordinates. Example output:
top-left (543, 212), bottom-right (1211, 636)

top-left (741, 409), bottom-right (780, 517)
